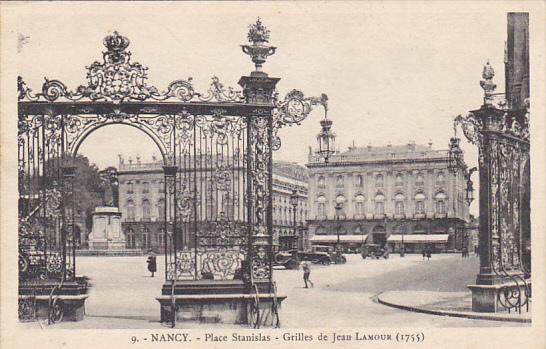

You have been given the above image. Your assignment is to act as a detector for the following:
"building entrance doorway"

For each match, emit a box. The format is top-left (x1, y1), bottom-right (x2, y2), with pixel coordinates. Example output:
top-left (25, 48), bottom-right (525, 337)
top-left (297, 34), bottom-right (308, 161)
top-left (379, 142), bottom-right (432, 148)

top-left (372, 226), bottom-right (387, 246)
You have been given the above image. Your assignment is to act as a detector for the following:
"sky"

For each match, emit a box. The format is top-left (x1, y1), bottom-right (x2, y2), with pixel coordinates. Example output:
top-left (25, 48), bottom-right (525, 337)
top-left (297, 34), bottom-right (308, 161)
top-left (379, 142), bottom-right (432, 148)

top-left (12, 2), bottom-right (522, 216)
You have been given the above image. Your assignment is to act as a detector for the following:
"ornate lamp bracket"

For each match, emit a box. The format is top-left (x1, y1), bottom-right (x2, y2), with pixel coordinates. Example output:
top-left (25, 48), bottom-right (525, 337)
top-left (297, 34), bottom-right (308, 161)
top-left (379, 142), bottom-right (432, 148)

top-left (270, 90), bottom-right (328, 151)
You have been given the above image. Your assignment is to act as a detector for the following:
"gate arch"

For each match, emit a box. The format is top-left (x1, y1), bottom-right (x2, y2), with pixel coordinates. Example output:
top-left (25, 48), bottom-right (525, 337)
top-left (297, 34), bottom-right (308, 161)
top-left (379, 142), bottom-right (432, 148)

top-left (71, 121), bottom-right (169, 165)
top-left (18, 24), bottom-right (327, 325)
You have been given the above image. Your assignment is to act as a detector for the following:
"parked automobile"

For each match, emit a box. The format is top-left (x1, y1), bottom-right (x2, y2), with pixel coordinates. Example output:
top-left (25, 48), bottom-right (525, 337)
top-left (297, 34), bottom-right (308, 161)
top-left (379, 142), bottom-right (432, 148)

top-left (300, 245), bottom-right (347, 265)
top-left (273, 249), bottom-right (300, 269)
top-left (298, 245), bottom-right (333, 265)
top-left (361, 244), bottom-right (390, 259)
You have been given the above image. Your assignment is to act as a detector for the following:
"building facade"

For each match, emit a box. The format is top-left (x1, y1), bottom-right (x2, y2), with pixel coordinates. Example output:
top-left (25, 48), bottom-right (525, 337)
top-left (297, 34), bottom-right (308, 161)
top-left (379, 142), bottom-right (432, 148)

top-left (271, 161), bottom-right (309, 251)
top-left (306, 140), bottom-right (470, 253)
top-left (115, 156), bottom-right (308, 252)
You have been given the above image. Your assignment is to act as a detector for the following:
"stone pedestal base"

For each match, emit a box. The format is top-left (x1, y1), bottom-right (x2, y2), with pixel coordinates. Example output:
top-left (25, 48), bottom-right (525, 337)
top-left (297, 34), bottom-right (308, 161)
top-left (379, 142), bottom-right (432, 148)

top-left (88, 239), bottom-right (108, 250)
top-left (19, 295), bottom-right (88, 321)
top-left (468, 280), bottom-right (531, 313)
top-left (156, 293), bottom-right (286, 326)
top-left (157, 280), bottom-right (286, 326)
top-left (19, 280), bottom-right (89, 322)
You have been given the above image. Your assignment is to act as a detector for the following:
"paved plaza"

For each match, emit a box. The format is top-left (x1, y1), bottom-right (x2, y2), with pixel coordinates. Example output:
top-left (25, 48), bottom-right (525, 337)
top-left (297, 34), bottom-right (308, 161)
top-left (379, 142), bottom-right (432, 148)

top-left (22, 254), bottom-right (529, 329)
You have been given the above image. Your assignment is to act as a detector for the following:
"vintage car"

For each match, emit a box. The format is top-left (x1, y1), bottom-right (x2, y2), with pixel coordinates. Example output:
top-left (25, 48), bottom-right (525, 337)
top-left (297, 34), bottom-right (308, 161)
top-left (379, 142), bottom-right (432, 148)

top-left (297, 245), bottom-right (332, 265)
top-left (273, 249), bottom-right (300, 270)
top-left (361, 244), bottom-right (390, 259)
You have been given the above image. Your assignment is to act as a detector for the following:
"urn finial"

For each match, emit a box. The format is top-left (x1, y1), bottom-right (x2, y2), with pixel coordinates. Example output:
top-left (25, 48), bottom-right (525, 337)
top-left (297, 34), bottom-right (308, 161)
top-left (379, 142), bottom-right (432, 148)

top-left (480, 60), bottom-right (497, 101)
top-left (241, 18), bottom-right (277, 74)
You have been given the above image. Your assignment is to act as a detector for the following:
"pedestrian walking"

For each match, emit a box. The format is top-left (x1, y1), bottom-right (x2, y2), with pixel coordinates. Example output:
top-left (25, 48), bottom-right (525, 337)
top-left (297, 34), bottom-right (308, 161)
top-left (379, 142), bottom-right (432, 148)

top-left (146, 251), bottom-right (157, 277)
top-left (301, 261), bottom-right (314, 288)
top-left (421, 247), bottom-right (426, 260)
top-left (462, 247), bottom-right (468, 258)
top-left (426, 246), bottom-right (432, 260)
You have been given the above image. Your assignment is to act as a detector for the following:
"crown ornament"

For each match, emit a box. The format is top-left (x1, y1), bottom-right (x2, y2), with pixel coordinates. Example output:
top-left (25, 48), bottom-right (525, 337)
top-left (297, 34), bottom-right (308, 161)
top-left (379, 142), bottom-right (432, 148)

top-left (103, 31), bottom-right (131, 64)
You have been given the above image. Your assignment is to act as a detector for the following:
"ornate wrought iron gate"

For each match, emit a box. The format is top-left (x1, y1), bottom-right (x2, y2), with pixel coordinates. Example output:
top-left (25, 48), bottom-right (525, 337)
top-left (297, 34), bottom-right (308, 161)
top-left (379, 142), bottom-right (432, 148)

top-left (18, 20), bottom-right (326, 323)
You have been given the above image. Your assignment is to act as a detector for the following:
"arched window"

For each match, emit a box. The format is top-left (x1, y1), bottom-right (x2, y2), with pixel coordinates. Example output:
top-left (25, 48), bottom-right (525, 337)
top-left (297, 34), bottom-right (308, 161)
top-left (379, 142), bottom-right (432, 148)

top-left (354, 194), bottom-right (365, 216)
top-left (395, 173), bottom-right (404, 187)
top-left (158, 180), bottom-right (165, 193)
top-left (317, 195), bottom-right (327, 217)
top-left (158, 228), bottom-right (165, 247)
top-left (142, 199), bottom-right (151, 221)
top-left (436, 172), bottom-right (446, 186)
top-left (415, 193), bottom-right (426, 214)
top-left (336, 175), bottom-right (344, 188)
top-left (435, 192), bottom-right (447, 214)
top-left (126, 199), bottom-right (135, 221)
top-left (375, 174), bottom-right (384, 188)
top-left (415, 172), bottom-right (424, 186)
top-left (126, 228), bottom-right (135, 249)
top-left (127, 181), bottom-right (134, 194)
top-left (356, 175), bottom-right (364, 187)
top-left (142, 227), bottom-right (151, 249)
top-left (142, 181), bottom-right (150, 193)
top-left (394, 224), bottom-right (406, 234)
top-left (157, 199), bottom-right (165, 221)
top-left (374, 194), bottom-right (385, 215)
top-left (318, 176), bottom-right (325, 189)
top-left (414, 224), bottom-right (426, 234)
top-left (395, 193), bottom-right (405, 215)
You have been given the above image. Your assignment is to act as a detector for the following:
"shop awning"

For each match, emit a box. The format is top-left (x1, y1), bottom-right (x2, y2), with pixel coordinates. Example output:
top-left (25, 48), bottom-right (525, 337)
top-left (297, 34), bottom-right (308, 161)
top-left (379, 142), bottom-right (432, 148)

top-left (387, 234), bottom-right (449, 243)
top-left (310, 234), bottom-right (368, 243)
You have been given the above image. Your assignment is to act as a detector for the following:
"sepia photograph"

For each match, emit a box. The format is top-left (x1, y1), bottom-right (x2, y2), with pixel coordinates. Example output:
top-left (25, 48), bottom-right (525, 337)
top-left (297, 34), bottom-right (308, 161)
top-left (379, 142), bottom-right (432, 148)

top-left (1, 1), bottom-right (545, 349)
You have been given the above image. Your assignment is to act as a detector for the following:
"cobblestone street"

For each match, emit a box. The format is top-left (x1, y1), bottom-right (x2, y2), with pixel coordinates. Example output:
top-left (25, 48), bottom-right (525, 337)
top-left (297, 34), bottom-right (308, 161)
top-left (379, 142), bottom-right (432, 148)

top-left (22, 253), bottom-right (528, 329)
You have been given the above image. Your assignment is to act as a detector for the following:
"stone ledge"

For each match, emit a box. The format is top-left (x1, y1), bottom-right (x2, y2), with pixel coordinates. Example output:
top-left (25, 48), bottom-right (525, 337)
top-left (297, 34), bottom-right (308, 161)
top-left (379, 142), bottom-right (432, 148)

top-left (376, 291), bottom-right (530, 323)
top-left (19, 295), bottom-right (89, 301)
top-left (156, 293), bottom-right (286, 301)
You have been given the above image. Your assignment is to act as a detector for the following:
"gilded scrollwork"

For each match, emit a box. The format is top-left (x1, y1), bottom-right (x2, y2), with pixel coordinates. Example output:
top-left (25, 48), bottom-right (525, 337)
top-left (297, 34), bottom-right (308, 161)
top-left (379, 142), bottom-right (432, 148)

top-left (18, 32), bottom-right (246, 104)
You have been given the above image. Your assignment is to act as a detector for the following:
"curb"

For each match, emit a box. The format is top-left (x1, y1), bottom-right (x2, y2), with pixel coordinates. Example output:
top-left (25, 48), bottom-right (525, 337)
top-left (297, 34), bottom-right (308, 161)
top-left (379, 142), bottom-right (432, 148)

top-left (376, 292), bottom-right (531, 323)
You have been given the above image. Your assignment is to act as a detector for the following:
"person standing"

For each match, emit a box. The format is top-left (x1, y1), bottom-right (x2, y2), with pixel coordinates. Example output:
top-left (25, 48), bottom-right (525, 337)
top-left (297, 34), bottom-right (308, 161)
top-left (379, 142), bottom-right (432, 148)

top-left (421, 246), bottom-right (426, 260)
top-left (426, 246), bottom-right (432, 260)
top-left (301, 261), bottom-right (314, 288)
top-left (146, 251), bottom-right (157, 277)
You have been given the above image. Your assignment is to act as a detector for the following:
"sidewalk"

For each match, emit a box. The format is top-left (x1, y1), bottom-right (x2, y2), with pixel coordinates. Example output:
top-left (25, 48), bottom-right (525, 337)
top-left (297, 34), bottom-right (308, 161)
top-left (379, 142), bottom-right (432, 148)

top-left (377, 290), bottom-right (531, 323)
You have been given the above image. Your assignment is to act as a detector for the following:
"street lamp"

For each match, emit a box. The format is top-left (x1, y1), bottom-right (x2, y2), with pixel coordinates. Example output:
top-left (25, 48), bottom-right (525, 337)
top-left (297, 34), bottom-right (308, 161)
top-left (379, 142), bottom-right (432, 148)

top-left (465, 167), bottom-right (477, 206)
top-left (334, 202), bottom-right (343, 249)
top-left (316, 115), bottom-right (336, 163)
top-left (289, 189), bottom-right (299, 250)
top-left (400, 227), bottom-right (405, 258)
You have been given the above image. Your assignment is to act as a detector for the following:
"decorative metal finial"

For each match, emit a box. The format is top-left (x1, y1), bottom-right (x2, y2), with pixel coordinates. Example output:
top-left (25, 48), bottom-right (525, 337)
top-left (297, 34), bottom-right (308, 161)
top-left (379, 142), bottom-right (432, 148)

top-left (241, 18), bottom-right (277, 73)
top-left (103, 31), bottom-right (131, 64)
top-left (480, 60), bottom-right (497, 102)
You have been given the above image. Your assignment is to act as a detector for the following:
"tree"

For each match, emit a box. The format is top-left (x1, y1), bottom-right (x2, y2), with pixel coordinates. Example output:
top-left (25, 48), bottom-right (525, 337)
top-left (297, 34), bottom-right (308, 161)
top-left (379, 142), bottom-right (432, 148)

top-left (26, 154), bottom-right (115, 233)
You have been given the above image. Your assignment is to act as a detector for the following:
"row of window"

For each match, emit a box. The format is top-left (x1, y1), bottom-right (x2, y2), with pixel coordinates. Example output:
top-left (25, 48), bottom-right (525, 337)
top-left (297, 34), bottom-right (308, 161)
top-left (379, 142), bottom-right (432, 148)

top-left (126, 199), bottom-right (165, 221)
top-left (272, 206), bottom-right (308, 226)
top-left (317, 197), bottom-right (447, 217)
top-left (317, 172), bottom-right (447, 189)
top-left (125, 228), bottom-right (164, 249)
top-left (125, 181), bottom-right (165, 194)
top-left (315, 224), bottom-right (442, 235)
